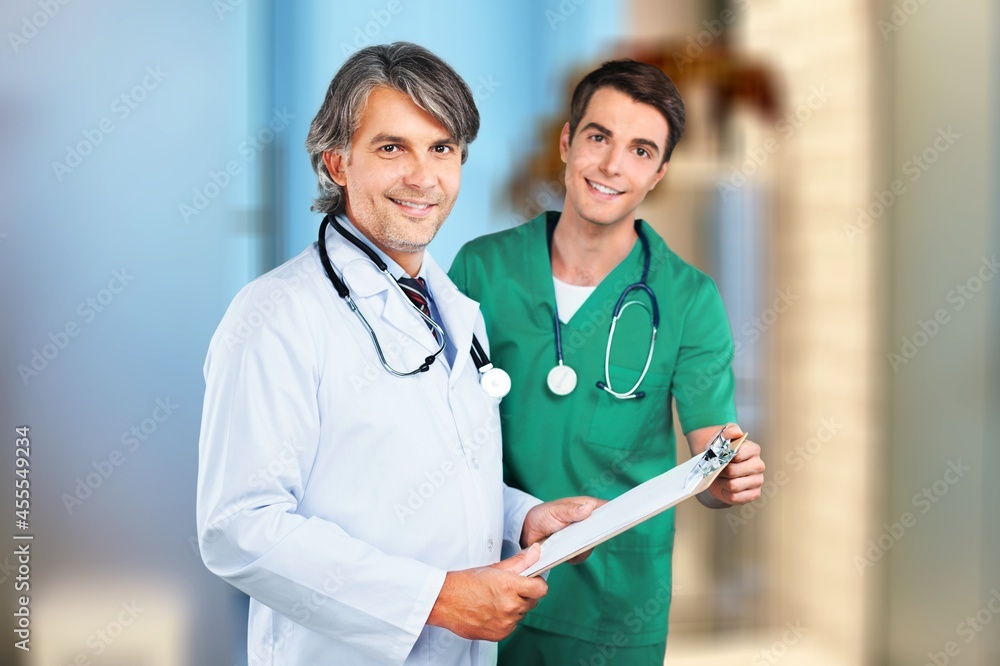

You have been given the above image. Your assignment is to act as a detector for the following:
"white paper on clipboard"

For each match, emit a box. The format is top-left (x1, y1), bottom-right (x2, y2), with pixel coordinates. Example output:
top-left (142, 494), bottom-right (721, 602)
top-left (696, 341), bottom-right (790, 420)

top-left (520, 432), bottom-right (748, 577)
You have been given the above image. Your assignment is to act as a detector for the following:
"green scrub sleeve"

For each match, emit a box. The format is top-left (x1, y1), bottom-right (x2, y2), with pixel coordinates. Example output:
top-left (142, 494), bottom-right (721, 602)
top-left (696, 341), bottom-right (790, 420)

top-left (671, 275), bottom-right (738, 434)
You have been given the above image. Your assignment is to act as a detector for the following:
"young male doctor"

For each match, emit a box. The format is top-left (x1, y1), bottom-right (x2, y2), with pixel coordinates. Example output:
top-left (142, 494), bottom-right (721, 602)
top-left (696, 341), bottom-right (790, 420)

top-left (197, 43), bottom-right (601, 665)
top-left (450, 60), bottom-right (766, 664)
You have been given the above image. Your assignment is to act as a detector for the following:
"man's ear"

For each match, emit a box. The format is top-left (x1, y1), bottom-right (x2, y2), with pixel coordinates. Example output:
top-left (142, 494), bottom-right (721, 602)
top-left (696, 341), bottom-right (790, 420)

top-left (558, 122), bottom-right (571, 164)
top-left (650, 160), bottom-right (669, 191)
top-left (322, 151), bottom-right (348, 187)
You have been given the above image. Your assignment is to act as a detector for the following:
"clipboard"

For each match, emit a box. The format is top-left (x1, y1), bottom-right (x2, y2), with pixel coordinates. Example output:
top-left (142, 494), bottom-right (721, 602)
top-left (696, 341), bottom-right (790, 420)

top-left (521, 430), bottom-right (748, 577)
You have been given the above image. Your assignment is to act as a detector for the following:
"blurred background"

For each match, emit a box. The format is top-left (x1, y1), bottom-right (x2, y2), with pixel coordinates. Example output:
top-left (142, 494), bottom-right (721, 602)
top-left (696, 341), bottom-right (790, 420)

top-left (1, 0), bottom-right (996, 664)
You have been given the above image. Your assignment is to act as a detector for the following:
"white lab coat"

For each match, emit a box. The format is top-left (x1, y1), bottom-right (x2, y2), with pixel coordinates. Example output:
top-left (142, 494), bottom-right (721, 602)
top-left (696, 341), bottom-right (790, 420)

top-left (197, 222), bottom-right (541, 665)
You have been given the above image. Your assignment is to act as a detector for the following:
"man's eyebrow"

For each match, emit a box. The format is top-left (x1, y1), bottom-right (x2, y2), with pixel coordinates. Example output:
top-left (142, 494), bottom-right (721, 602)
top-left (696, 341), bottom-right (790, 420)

top-left (633, 137), bottom-right (661, 155)
top-left (368, 133), bottom-right (408, 146)
top-left (580, 121), bottom-right (661, 155)
top-left (367, 133), bottom-right (459, 148)
top-left (580, 122), bottom-right (612, 137)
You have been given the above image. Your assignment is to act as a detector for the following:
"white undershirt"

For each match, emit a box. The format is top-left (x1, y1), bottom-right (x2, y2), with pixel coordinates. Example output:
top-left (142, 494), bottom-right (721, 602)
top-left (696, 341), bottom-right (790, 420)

top-left (552, 276), bottom-right (597, 324)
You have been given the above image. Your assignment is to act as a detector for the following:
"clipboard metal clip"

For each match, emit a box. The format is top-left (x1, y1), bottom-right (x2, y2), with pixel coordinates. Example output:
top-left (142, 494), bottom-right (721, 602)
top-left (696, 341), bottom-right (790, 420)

top-left (685, 429), bottom-right (740, 488)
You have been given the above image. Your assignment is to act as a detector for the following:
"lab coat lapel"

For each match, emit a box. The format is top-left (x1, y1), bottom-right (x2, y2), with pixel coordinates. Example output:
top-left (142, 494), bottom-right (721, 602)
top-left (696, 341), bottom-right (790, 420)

top-left (423, 253), bottom-right (479, 381)
top-left (322, 227), bottom-right (440, 355)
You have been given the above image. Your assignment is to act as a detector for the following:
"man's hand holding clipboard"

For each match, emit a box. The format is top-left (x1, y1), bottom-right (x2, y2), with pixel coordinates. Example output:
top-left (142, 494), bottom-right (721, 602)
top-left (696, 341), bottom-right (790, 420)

top-left (520, 426), bottom-right (753, 578)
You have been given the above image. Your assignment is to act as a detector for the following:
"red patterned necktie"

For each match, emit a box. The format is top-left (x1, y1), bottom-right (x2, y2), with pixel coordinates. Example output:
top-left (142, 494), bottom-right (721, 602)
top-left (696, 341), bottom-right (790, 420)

top-left (397, 277), bottom-right (431, 316)
top-left (397, 277), bottom-right (439, 340)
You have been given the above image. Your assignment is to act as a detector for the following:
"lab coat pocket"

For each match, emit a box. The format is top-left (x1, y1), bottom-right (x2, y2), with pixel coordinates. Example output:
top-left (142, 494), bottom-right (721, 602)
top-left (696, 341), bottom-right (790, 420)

top-left (585, 364), bottom-right (670, 450)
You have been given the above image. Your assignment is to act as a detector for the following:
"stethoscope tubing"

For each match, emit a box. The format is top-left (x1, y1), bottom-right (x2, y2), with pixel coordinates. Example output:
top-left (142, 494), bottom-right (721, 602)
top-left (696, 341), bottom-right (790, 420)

top-left (319, 215), bottom-right (444, 375)
top-left (549, 219), bottom-right (660, 400)
top-left (317, 215), bottom-right (504, 391)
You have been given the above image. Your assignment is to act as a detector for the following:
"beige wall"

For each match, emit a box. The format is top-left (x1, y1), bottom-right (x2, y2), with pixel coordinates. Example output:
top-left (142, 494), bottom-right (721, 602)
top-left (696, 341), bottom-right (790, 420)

top-left (885, 1), bottom-right (997, 664)
top-left (628, 1), bottom-right (998, 665)
top-left (629, 1), bottom-right (884, 663)
top-left (744, 3), bottom-right (880, 663)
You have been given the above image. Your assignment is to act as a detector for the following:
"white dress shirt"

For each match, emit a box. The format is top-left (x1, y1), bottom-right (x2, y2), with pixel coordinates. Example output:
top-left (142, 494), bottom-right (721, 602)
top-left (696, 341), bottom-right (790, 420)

top-left (197, 217), bottom-right (541, 665)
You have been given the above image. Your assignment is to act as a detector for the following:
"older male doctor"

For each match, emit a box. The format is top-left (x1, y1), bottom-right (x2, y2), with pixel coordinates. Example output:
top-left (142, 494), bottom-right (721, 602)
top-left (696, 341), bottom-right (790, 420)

top-left (197, 43), bottom-right (600, 665)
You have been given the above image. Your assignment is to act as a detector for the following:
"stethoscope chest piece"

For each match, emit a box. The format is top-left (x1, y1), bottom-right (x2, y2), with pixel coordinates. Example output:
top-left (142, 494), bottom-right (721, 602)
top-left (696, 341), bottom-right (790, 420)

top-left (479, 365), bottom-right (512, 399)
top-left (544, 219), bottom-right (660, 400)
top-left (546, 363), bottom-right (577, 396)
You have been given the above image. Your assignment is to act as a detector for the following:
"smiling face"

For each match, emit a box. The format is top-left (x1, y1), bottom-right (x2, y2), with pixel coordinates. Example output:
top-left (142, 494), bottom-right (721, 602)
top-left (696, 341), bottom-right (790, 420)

top-left (322, 86), bottom-right (462, 273)
top-left (560, 86), bottom-right (670, 231)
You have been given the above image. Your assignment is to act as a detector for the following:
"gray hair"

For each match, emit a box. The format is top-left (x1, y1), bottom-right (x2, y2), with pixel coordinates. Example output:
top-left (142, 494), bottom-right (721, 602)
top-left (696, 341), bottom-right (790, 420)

top-left (305, 42), bottom-right (480, 214)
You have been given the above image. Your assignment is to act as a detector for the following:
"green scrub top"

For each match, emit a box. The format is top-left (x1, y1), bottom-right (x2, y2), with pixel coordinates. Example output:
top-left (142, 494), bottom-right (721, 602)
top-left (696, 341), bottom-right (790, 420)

top-left (449, 211), bottom-right (737, 646)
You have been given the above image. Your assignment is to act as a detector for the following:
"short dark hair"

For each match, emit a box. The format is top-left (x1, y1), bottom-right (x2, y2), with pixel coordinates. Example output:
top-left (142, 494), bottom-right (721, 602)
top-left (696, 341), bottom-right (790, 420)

top-left (306, 42), bottom-right (480, 214)
top-left (568, 59), bottom-right (685, 164)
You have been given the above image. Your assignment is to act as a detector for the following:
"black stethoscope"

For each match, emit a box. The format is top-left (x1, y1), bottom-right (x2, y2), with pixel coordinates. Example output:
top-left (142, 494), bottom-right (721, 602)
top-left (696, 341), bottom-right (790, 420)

top-left (546, 219), bottom-right (660, 400)
top-left (317, 214), bottom-right (511, 399)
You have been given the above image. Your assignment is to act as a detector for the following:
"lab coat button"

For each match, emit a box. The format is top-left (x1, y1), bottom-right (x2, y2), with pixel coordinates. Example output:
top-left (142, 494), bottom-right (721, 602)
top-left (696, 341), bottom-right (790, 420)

top-left (487, 538), bottom-right (494, 552)
top-left (472, 458), bottom-right (479, 470)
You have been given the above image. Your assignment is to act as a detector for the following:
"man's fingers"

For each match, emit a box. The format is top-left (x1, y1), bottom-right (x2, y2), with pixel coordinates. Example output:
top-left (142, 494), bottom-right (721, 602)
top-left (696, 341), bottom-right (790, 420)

top-left (720, 459), bottom-right (765, 479)
top-left (723, 486), bottom-right (764, 505)
top-left (742, 441), bottom-right (760, 455)
top-left (719, 444), bottom-right (764, 478)
top-left (554, 497), bottom-right (604, 522)
top-left (493, 542), bottom-right (540, 574)
top-left (722, 423), bottom-right (744, 440)
top-left (521, 496), bottom-right (607, 549)
top-left (710, 434), bottom-right (764, 506)
top-left (718, 473), bottom-right (764, 494)
top-left (513, 576), bottom-right (548, 600)
top-left (730, 440), bottom-right (759, 462)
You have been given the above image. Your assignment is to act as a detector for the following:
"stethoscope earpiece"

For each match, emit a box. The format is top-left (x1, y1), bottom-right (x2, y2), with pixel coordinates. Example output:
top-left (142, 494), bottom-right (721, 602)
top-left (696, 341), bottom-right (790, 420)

top-left (595, 380), bottom-right (646, 401)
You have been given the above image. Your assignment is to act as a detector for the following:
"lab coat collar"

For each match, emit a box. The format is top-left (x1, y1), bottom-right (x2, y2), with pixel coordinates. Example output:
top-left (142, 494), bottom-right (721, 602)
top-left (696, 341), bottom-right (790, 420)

top-left (334, 214), bottom-right (424, 282)
top-left (319, 217), bottom-right (434, 354)
top-left (320, 215), bottom-right (479, 369)
top-left (329, 214), bottom-right (436, 295)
